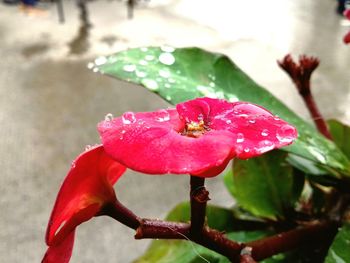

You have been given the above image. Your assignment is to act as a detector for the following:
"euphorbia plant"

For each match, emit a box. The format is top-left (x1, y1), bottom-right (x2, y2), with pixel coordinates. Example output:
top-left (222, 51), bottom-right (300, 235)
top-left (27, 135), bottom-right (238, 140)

top-left (43, 47), bottom-right (350, 263)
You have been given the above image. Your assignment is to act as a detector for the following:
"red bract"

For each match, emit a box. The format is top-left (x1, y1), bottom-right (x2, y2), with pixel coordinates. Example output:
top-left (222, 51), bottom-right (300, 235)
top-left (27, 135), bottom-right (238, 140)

top-left (98, 97), bottom-right (297, 177)
top-left (42, 145), bottom-right (126, 263)
top-left (344, 9), bottom-right (350, 44)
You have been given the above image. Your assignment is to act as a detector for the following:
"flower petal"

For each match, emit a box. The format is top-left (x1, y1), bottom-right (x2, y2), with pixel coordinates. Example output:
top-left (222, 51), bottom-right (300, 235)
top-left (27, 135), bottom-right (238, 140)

top-left (45, 145), bottom-right (126, 246)
top-left (344, 31), bottom-right (350, 44)
top-left (42, 231), bottom-right (75, 263)
top-left (98, 109), bottom-right (236, 176)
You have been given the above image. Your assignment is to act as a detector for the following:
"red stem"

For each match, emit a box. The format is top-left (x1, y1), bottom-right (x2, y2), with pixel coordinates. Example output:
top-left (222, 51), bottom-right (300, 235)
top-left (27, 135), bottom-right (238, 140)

top-left (303, 93), bottom-right (333, 140)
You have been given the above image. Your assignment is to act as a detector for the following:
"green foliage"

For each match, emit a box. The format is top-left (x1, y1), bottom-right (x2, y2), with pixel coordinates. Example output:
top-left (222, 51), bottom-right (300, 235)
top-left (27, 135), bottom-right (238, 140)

top-left (223, 151), bottom-right (303, 219)
top-left (328, 120), bottom-right (350, 160)
top-left (325, 224), bottom-right (350, 263)
top-left (94, 47), bottom-right (350, 177)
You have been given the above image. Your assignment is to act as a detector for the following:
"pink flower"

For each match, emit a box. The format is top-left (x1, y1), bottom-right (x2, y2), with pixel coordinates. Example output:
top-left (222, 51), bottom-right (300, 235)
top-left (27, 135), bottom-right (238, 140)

top-left (42, 145), bottom-right (126, 263)
top-left (344, 9), bottom-right (350, 44)
top-left (98, 97), bottom-right (297, 177)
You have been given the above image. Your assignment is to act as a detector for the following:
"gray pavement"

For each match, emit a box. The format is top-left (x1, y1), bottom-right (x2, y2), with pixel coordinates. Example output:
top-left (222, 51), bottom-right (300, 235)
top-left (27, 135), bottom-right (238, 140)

top-left (0, 0), bottom-right (349, 262)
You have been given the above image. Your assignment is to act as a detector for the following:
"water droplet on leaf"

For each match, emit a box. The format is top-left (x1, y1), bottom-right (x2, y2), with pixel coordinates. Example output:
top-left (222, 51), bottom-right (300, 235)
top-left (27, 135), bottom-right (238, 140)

top-left (159, 53), bottom-right (175, 65)
top-left (123, 64), bottom-right (136, 72)
top-left (94, 56), bottom-right (107, 66)
top-left (141, 79), bottom-right (159, 91)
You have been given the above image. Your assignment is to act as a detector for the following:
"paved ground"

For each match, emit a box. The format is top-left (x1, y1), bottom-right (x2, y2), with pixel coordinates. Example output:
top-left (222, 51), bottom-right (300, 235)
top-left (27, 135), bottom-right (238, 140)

top-left (0, 0), bottom-right (349, 262)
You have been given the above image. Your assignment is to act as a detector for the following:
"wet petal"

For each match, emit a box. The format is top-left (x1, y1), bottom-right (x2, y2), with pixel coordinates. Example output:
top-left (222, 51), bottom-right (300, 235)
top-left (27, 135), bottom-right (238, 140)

top-left (98, 107), bottom-right (236, 176)
top-left (42, 232), bottom-right (75, 263)
top-left (45, 145), bottom-right (126, 246)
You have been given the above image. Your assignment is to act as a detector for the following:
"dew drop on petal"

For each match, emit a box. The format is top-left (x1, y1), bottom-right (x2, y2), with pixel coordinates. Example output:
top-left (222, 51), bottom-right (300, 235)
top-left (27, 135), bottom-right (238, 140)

top-left (276, 124), bottom-right (296, 143)
top-left (156, 109), bottom-right (170, 122)
top-left (248, 119), bottom-right (256, 124)
top-left (226, 119), bottom-right (232, 124)
top-left (122, 112), bottom-right (136, 125)
top-left (257, 140), bottom-right (275, 153)
top-left (261, 129), bottom-right (269, 137)
top-left (104, 113), bottom-right (114, 121)
top-left (85, 145), bottom-right (92, 151)
top-left (123, 64), bottom-right (136, 72)
top-left (236, 133), bottom-right (244, 143)
top-left (244, 148), bottom-right (250, 153)
top-left (71, 161), bottom-right (76, 168)
top-left (159, 53), bottom-right (175, 65)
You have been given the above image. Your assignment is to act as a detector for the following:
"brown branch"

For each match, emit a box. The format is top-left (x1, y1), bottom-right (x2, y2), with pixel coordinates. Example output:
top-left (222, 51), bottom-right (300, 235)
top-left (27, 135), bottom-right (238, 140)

top-left (245, 220), bottom-right (337, 261)
top-left (190, 176), bottom-right (209, 235)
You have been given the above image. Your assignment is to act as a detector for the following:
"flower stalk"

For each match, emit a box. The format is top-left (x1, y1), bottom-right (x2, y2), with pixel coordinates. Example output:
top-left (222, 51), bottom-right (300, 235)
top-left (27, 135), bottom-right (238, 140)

top-left (278, 54), bottom-right (333, 140)
top-left (190, 176), bottom-right (209, 235)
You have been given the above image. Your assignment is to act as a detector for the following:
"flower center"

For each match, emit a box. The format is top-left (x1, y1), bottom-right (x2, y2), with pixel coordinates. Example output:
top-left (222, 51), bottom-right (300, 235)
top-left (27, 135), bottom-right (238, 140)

top-left (182, 120), bottom-right (209, 138)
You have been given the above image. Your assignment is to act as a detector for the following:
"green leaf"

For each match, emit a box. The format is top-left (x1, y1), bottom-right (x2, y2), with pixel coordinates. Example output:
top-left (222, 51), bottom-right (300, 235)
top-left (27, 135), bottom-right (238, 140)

top-left (223, 151), bottom-right (302, 219)
top-left (328, 120), bottom-right (350, 160)
top-left (94, 47), bottom-right (350, 177)
top-left (325, 224), bottom-right (350, 263)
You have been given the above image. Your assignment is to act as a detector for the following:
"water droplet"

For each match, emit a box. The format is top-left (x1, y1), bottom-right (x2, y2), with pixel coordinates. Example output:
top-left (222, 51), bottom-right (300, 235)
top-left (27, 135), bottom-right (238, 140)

top-left (122, 112), bottom-right (136, 125)
top-left (94, 56), bottom-right (107, 66)
top-left (104, 113), bottom-right (114, 121)
top-left (244, 148), bottom-right (250, 153)
top-left (92, 67), bottom-right (99, 73)
top-left (257, 140), bottom-right (275, 153)
top-left (236, 133), bottom-right (244, 143)
top-left (226, 119), bottom-right (232, 124)
top-left (123, 64), bottom-right (136, 72)
top-left (136, 71), bottom-right (147, 78)
top-left (141, 79), bottom-right (159, 91)
top-left (161, 46), bottom-right (175, 52)
top-left (108, 56), bottom-right (118, 63)
top-left (159, 53), bottom-right (175, 65)
top-left (261, 129), bottom-right (269, 137)
top-left (85, 145), bottom-right (92, 151)
top-left (141, 47), bottom-right (148, 52)
top-left (229, 96), bottom-right (238, 103)
top-left (71, 161), bottom-right (76, 168)
top-left (87, 62), bottom-right (94, 69)
top-left (274, 116), bottom-right (280, 121)
top-left (168, 78), bottom-right (176, 83)
top-left (159, 69), bottom-right (170, 78)
top-left (156, 109), bottom-right (170, 122)
top-left (276, 124), bottom-right (296, 143)
top-left (164, 83), bottom-right (171, 88)
top-left (145, 55), bottom-right (154, 61)
top-left (165, 95), bottom-right (171, 100)
top-left (209, 82), bottom-right (215, 87)
top-left (248, 119), bottom-right (256, 124)
top-left (139, 60), bottom-right (148, 66)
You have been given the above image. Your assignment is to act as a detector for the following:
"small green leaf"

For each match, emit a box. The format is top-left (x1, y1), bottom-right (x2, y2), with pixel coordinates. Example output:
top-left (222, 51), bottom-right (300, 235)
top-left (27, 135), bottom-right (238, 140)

top-left (325, 224), bottom-right (350, 263)
top-left (223, 151), bottom-right (302, 219)
top-left (94, 47), bottom-right (350, 177)
top-left (328, 120), bottom-right (350, 160)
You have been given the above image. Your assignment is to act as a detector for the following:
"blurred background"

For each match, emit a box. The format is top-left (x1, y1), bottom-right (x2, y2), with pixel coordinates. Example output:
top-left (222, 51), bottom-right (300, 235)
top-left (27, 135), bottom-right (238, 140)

top-left (0, 0), bottom-right (349, 262)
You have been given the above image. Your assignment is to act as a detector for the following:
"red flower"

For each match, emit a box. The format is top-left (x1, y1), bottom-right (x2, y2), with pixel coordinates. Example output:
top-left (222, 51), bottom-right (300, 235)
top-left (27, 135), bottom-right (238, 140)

top-left (42, 145), bottom-right (126, 263)
top-left (98, 97), bottom-right (297, 177)
top-left (344, 9), bottom-right (350, 44)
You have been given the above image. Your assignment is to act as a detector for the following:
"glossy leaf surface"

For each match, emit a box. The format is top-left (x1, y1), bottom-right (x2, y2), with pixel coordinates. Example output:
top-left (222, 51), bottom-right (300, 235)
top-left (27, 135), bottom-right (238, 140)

top-left (223, 151), bottom-right (302, 219)
top-left (93, 47), bottom-right (350, 177)
top-left (325, 224), bottom-right (350, 263)
top-left (328, 119), bottom-right (350, 159)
